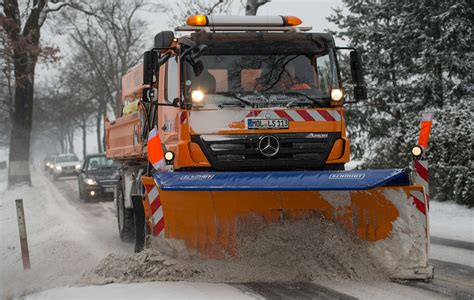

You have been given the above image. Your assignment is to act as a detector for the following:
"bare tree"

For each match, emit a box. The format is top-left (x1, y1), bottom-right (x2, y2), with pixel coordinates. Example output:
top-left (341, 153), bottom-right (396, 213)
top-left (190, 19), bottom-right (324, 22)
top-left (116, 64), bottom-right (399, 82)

top-left (0, 0), bottom-right (79, 186)
top-left (0, 0), bottom-right (97, 186)
top-left (245, 0), bottom-right (270, 15)
top-left (60, 0), bottom-right (147, 114)
top-left (164, 0), bottom-right (234, 28)
top-left (0, 28), bottom-right (14, 146)
top-left (34, 76), bottom-right (95, 157)
top-left (58, 0), bottom-right (147, 151)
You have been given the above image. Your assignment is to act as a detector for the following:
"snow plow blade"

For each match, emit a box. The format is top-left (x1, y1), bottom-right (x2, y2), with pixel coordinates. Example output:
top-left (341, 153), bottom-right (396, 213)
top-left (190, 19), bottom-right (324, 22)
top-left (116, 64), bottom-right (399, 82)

top-left (143, 169), bottom-right (433, 280)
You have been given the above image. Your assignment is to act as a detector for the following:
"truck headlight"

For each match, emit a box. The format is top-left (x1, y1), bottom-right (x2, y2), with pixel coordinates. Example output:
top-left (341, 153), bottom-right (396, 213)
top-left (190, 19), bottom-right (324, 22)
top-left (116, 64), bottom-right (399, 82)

top-left (85, 178), bottom-right (98, 185)
top-left (191, 90), bottom-right (204, 105)
top-left (331, 89), bottom-right (344, 101)
top-left (75, 164), bottom-right (81, 170)
top-left (55, 166), bottom-right (62, 171)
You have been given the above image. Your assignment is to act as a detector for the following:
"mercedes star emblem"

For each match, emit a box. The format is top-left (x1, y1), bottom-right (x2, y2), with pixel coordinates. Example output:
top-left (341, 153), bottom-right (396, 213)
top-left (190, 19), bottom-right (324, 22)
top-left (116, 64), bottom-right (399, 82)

top-left (258, 135), bottom-right (280, 157)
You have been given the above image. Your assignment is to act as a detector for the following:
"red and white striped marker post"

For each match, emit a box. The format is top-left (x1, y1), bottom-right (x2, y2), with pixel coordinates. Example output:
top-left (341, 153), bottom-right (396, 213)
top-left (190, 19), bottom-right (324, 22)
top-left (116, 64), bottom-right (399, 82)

top-left (144, 181), bottom-right (165, 238)
top-left (15, 199), bottom-right (30, 270)
top-left (412, 113), bottom-right (433, 209)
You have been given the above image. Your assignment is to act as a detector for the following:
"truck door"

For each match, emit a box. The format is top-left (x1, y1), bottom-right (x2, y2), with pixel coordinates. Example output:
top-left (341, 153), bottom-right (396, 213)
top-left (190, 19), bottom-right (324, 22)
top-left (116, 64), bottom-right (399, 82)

top-left (158, 55), bottom-right (180, 146)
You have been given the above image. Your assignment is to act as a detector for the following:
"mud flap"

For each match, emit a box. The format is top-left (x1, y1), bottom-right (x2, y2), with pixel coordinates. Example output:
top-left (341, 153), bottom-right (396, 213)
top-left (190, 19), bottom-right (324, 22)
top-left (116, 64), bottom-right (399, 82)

top-left (131, 195), bottom-right (146, 253)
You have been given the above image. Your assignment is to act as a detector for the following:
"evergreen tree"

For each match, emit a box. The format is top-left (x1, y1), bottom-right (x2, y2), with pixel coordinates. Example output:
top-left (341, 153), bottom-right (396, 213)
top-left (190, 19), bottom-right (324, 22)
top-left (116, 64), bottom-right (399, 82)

top-left (328, 0), bottom-right (473, 206)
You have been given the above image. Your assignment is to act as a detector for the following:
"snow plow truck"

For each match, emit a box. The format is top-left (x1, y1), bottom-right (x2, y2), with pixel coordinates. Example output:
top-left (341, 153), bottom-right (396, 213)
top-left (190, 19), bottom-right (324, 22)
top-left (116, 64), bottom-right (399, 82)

top-left (105, 15), bottom-right (433, 280)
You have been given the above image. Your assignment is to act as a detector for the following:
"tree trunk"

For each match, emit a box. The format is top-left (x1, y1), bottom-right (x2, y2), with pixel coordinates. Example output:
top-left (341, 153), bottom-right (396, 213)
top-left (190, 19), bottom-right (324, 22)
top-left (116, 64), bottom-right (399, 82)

top-left (68, 128), bottom-right (75, 154)
top-left (8, 58), bottom-right (35, 187)
top-left (245, 0), bottom-right (270, 15)
top-left (96, 107), bottom-right (103, 153)
top-left (115, 88), bottom-right (122, 119)
top-left (81, 116), bottom-right (87, 159)
top-left (57, 135), bottom-right (64, 154)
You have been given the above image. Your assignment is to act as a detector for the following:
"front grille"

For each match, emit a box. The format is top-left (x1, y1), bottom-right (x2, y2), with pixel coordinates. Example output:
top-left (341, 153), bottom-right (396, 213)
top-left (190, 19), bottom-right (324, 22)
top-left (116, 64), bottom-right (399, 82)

top-left (192, 133), bottom-right (341, 171)
top-left (62, 166), bottom-right (75, 170)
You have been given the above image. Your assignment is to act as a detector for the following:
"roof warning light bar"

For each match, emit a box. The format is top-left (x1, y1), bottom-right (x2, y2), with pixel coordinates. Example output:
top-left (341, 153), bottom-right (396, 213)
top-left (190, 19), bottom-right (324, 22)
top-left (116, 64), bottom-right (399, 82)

top-left (178, 15), bottom-right (311, 32)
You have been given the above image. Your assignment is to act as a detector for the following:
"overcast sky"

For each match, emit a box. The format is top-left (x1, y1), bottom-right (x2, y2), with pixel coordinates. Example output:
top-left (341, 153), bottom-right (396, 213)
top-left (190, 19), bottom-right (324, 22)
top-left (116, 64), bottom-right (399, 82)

top-left (38, 0), bottom-right (345, 83)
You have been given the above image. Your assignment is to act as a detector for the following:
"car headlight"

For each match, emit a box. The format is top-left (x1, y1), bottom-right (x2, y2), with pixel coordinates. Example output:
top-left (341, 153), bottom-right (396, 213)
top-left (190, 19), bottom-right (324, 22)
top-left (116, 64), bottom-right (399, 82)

top-left (50, 165), bottom-right (54, 169)
top-left (46, 162), bottom-right (50, 166)
top-left (55, 166), bottom-right (62, 171)
top-left (85, 178), bottom-right (98, 185)
top-left (75, 164), bottom-right (81, 170)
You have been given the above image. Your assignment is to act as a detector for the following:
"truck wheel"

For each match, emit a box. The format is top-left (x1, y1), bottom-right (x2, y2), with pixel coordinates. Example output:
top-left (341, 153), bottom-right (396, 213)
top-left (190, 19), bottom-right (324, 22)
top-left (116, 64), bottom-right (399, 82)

top-left (131, 195), bottom-right (146, 253)
top-left (116, 179), bottom-right (135, 241)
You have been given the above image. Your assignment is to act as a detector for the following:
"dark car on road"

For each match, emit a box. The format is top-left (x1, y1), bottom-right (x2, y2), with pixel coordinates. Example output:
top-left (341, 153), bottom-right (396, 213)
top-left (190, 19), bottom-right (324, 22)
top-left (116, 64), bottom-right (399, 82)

top-left (78, 153), bottom-right (120, 201)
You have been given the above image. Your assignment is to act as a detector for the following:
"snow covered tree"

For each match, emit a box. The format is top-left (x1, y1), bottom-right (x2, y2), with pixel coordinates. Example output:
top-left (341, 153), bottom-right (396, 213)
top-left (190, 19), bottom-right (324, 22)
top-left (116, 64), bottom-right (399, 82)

top-left (328, 0), bottom-right (473, 205)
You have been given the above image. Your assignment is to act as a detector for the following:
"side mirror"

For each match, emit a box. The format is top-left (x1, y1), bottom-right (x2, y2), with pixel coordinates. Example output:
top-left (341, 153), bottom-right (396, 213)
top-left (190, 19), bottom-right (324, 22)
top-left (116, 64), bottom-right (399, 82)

top-left (349, 50), bottom-right (364, 85)
top-left (354, 86), bottom-right (367, 101)
top-left (143, 51), bottom-right (156, 85)
top-left (350, 50), bottom-right (367, 101)
top-left (154, 31), bottom-right (175, 49)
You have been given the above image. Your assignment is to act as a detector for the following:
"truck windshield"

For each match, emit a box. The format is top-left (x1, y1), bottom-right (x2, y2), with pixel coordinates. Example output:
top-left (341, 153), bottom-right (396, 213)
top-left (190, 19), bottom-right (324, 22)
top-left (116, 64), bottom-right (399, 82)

top-left (183, 52), bottom-right (339, 109)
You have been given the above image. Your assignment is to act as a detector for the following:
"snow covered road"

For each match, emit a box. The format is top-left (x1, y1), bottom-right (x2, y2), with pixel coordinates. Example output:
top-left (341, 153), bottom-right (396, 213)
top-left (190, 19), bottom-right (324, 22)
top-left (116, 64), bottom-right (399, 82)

top-left (1, 167), bottom-right (473, 299)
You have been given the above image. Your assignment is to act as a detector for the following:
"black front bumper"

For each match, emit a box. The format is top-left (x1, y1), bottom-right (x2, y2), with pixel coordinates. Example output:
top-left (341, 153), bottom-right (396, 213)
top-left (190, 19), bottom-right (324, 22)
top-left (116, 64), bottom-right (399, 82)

top-left (83, 180), bottom-right (117, 198)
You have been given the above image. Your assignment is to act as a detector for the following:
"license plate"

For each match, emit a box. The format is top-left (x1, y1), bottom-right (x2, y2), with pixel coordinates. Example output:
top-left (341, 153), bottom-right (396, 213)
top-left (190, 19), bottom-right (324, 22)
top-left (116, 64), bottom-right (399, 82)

top-left (246, 118), bottom-right (289, 129)
top-left (104, 187), bottom-right (115, 193)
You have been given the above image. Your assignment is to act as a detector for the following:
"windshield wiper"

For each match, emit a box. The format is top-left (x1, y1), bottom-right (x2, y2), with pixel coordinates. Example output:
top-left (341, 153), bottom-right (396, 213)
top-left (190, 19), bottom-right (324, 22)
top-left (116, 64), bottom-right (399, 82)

top-left (216, 93), bottom-right (253, 108)
top-left (218, 102), bottom-right (245, 108)
top-left (263, 91), bottom-right (325, 108)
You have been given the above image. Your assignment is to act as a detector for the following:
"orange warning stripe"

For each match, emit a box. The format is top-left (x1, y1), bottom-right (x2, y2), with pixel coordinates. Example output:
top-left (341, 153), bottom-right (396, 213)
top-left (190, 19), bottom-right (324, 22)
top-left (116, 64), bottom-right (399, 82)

top-left (418, 113), bottom-right (433, 149)
top-left (147, 127), bottom-right (165, 170)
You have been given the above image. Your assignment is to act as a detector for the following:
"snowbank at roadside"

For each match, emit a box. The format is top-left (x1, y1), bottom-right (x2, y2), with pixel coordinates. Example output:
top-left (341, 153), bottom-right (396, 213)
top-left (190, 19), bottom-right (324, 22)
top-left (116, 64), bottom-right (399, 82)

top-left (0, 166), bottom-right (129, 299)
top-left (429, 201), bottom-right (473, 243)
top-left (25, 282), bottom-right (256, 300)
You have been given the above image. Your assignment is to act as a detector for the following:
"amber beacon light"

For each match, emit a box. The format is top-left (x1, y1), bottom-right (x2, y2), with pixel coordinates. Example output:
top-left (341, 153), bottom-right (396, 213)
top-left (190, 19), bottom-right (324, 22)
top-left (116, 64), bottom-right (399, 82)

top-left (187, 15), bottom-right (208, 26)
top-left (283, 16), bottom-right (302, 26)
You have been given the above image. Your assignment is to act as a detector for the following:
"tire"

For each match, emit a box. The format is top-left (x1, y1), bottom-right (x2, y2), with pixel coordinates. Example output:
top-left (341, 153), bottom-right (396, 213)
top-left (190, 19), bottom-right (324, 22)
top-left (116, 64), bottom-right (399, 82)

top-left (116, 179), bottom-right (135, 242)
top-left (131, 195), bottom-right (146, 253)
